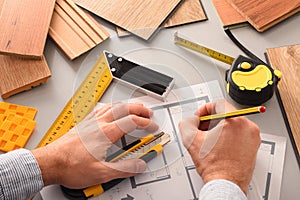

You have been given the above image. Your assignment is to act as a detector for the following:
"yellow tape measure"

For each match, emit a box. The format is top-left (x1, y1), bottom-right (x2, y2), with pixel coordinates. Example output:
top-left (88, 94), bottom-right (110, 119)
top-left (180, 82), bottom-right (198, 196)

top-left (174, 32), bottom-right (234, 65)
top-left (37, 53), bottom-right (113, 147)
top-left (174, 32), bottom-right (281, 106)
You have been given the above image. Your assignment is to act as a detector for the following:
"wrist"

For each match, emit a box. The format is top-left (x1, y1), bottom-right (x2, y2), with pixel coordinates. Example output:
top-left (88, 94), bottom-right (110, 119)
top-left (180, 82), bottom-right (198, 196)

top-left (31, 145), bottom-right (65, 186)
top-left (202, 172), bottom-right (248, 195)
top-left (199, 160), bottom-right (250, 195)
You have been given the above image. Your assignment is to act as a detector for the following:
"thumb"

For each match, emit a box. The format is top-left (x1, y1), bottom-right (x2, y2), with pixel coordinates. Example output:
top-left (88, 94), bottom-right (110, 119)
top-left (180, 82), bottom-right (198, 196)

top-left (104, 158), bottom-right (147, 179)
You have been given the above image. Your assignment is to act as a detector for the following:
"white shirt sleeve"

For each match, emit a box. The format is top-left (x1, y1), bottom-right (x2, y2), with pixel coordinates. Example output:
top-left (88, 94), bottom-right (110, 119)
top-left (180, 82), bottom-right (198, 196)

top-left (199, 179), bottom-right (247, 200)
top-left (0, 149), bottom-right (44, 200)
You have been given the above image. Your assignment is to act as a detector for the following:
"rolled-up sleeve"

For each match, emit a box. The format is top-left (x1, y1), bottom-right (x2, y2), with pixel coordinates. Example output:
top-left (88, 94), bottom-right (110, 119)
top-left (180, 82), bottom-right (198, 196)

top-left (0, 149), bottom-right (44, 200)
top-left (199, 179), bottom-right (247, 200)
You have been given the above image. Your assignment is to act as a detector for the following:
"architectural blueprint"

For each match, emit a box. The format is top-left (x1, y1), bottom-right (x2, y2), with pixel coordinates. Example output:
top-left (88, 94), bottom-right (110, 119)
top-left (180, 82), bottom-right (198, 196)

top-left (41, 80), bottom-right (286, 200)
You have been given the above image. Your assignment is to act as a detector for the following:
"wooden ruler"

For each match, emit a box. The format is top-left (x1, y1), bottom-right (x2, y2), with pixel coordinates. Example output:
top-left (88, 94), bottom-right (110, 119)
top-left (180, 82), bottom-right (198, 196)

top-left (36, 53), bottom-right (113, 147)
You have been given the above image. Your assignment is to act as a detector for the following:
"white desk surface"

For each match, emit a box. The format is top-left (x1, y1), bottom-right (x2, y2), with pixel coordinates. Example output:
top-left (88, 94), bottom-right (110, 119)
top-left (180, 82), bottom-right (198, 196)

top-left (2, 1), bottom-right (299, 199)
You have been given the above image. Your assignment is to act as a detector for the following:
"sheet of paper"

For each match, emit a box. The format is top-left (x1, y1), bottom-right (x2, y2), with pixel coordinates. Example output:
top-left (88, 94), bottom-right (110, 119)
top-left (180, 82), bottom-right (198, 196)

top-left (40, 80), bottom-right (286, 200)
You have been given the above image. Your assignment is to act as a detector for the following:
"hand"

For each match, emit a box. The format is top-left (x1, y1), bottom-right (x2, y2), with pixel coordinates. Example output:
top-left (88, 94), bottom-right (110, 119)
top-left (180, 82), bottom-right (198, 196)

top-left (178, 100), bottom-right (261, 194)
top-left (31, 103), bottom-right (158, 189)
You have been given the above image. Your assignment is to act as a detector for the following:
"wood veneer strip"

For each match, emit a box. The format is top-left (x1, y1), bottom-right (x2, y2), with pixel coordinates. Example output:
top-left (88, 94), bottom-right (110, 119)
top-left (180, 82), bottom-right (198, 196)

top-left (75, 0), bottom-right (182, 40)
top-left (227, 0), bottom-right (300, 32)
top-left (49, 0), bottom-right (110, 60)
top-left (116, 0), bottom-right (207, 37)
top-left (0, 0), bottom-right (56, 58)
top-left (266, 44), bottom-right (300, 158)
top-left (0, 55), bottom-right (51, 99)
top-left (212, 0), bottom-right (247, 27)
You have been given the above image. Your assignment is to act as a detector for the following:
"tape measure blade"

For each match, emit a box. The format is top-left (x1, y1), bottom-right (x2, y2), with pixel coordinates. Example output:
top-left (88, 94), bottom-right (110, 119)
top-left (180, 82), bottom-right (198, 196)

top-left (36, 53), bottom-right (113, 148)
top-left (174, 32), bottom-right (235, 65)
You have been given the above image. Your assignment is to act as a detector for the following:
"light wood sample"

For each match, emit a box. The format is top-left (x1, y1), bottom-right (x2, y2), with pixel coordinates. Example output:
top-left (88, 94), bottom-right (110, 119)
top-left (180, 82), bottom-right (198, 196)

top-left (75, 0), bottom-right (183, 40)
top-left (226, 0), bottom-right (300, 32)
top-left (0, 0), bottom-right (56, 58)
top-left (0, 55), bottom-right (51, 99)
top-left (266, 44), bottom-right (300, 159)
top-left (49, 0), bottom-right (110, 60)
top-left (164, 0), bottom-right (206, 27)
top-left (212, 0), bottom-right (247, 27)
top-left (116, 0), bottom-right (207, 37)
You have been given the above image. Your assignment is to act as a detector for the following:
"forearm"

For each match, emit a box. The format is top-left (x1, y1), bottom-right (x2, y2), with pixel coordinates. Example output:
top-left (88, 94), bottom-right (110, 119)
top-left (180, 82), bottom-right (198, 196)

top-left (0, 149), bottom-right (43, 200)
top-left (199, 179), bottom-right (247, 200)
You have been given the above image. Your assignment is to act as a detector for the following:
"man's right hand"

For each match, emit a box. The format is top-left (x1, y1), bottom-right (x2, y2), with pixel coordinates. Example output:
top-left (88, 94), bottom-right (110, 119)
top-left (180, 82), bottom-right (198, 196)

top-left (179, 100), bottom-right (261, 194)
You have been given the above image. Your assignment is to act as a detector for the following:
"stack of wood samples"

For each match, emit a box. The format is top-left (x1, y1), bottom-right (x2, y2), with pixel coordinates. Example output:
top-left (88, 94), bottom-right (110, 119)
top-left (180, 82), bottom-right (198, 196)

top-left (212, 0), bottom-right (247, 28)
top-left (0, 0), bottom-right (55, 98)
top-left (266, 44), bottom-right (300, 164)
top-left (75, 0), bottom-right (183, 40)
top-left (227, 0), bottom-right (300, 32)
top-left (49, 0), bottom-right (110, 60)
top-left (117, 0), bottom-right (207, 37)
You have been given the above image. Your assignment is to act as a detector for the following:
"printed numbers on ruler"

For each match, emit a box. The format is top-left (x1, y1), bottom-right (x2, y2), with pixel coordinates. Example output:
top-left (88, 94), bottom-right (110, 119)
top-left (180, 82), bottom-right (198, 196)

top-left (37, 54), bottom-right (113, 147)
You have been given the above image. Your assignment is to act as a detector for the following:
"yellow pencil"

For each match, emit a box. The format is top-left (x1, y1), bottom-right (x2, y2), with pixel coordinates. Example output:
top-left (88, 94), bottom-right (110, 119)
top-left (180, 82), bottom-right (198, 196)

top-left (200, 106), bottom-right (266, 121)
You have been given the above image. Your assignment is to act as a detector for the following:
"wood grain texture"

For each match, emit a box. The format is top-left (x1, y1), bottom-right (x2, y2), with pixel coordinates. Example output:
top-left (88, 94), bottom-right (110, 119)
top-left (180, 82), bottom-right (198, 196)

top-left (266, 44), bottom-right (300, 157)
top-left (49, 0), bottom-right (110, 60)
top-left (0, 0), bottom-right (56, 58)
top-left (227, 0), bottom-right (300, 32)
top-left (116, 0), bottom-right (207, 37)
top-left (164, 0), bottom-right (206, 27)
top-left (212, 0), bottom-right (247, 27)
top-left (75, 0), bottom-right (182, 40)
top-left (0, 55), bottom-right (51, 99)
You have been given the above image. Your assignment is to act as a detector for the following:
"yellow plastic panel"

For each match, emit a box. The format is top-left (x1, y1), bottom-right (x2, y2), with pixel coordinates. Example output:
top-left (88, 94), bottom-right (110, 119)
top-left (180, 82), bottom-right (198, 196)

top-left (0, 102), bottom-right (37, 119)
top-left (232, 65), bottom-right (272, 91)
top-left (0, 113), bottom-right (36, 152)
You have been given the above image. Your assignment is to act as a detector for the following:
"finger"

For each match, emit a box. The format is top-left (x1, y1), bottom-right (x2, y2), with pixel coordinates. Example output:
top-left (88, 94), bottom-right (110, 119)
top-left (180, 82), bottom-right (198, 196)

top-left (199, 121), bottom-right (224, 159)
top-left (195, 102), bottom-right (216, 117)
top-left (92, 102), bottom-right (120, 119)
top-left (82, 103), bottom-right (108, 121)
top-left (104, 115), bottom-right (159, 143)
top-left (195, 100), bottom-right (236, 116)
top-left (196, 100), bottom-right (237, 130)
top-left (104, 158), bottom-right (147, 179)
top-left (194, 102), bottom-right (218, 130)
top-left (94, 103), bottom-right (114, 116)
top-left (178, 116), bottom-right (200, 149)
top-left (100, 103), bottom-right (154, 122)
top-left (214, 100), bottom-right (236, 114)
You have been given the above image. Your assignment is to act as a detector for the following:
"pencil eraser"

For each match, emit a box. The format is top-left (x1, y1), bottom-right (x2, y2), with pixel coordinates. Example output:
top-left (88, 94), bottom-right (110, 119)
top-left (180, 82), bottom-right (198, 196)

top-left (259, 106), bottom-right (266, 113)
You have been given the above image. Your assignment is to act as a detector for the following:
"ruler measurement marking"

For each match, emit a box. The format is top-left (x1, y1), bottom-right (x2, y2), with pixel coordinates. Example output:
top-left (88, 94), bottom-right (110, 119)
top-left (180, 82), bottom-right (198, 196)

top-left (174, 33), bottom-right (235, 65)
top-left (37, 54), bottom-right (113, 147)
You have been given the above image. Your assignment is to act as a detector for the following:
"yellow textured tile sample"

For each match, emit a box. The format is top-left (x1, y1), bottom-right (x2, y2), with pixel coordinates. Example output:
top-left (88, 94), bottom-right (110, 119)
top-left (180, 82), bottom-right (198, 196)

top-left (0, 102), bottom-right (37, 119)
top-left (0, 113), bottom-right (36, 152)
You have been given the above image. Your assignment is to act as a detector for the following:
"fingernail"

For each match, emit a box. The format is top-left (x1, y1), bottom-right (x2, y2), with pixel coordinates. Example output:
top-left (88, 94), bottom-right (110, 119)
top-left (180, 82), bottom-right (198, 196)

top-left (136, 159), bottom-right (147, 173)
